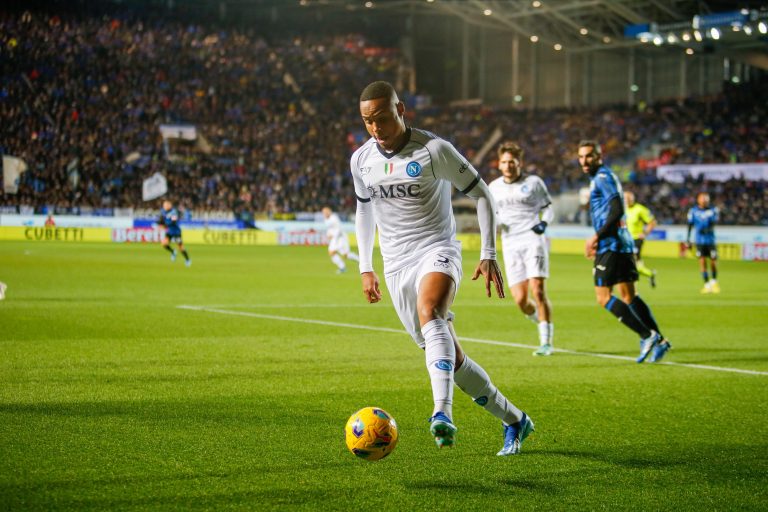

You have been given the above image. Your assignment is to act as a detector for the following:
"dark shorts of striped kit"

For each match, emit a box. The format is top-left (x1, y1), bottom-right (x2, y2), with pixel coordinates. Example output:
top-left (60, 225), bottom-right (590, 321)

top-left (593, 251), bottom-right (638, 287)
top-left (696, 244), bottom-right (717, 259)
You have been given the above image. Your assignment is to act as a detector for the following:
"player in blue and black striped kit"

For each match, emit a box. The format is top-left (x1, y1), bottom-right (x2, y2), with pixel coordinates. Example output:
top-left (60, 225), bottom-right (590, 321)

top-left (159, 200), bottom-right (191, 267)
top-left (578, 140), bottom-right (671, 363)
top-left (687, 192), bottom-right (719, 294)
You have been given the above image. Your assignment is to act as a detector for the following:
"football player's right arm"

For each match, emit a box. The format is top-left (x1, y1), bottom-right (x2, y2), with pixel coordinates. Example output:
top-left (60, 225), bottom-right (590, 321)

top-left (593, 176), bottom-right (622, 240)
top-left (356, 199), bottom-right (381, 304)
top-left (686, 210), bottom-right (693, 247)
top-left (352, 156), bottom-right (381, 304)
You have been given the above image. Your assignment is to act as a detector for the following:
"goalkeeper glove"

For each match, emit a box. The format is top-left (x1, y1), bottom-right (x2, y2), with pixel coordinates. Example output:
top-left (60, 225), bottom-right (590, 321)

top-left (531, 221), bottom-right (548, 235)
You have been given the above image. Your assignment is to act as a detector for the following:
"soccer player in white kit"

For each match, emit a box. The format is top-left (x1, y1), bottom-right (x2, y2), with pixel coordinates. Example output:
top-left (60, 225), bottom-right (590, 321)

top-left (321, 206), bottom-right (359, 273)
top-left (489, 142), bottom-right (555, 356)
top-left (351, 81), bottom-right (534, 455)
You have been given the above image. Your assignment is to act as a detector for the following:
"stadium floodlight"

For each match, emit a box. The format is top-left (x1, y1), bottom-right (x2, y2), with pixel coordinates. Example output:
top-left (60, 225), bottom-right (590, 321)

top-left (693, 30), bottom-right (703, 41)
top-left (759, 22), bottom-right (767, 34)
top-left (603, 36), bottom-right (611, 43)
top-left (685, 48), bottom-right (694, 55)
top-left (630, 84), bottom-right (639, 92)
top-left (667, 33), bottom-right (678, 43)
top-left (365, 1), bottom-right (373, 8)
top-left (532, 1), bottom-right (542, 7)
top-left (580, 27), bottom-right (588, 35)
top-left (710, 28), bottom-right (720, 40)
top-left (553, 43), bottom-right (562, 51)
top-left (743, 25), bottom-right (752, 35)
top-left (653, 35), bottom-right (663, 46)
top-left (530, 35), bottom-right (539, 42)
top-left (483, 8), bottom-right (492, 16)
top-left (682, 32), bottom-right (691, 41)
top-left (514, 95), bottom-right (523, 103)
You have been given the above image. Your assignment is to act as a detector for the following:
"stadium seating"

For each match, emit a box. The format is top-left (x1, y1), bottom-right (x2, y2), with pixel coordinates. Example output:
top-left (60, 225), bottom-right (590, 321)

top-left (1, 10), bottom-right (765, 225)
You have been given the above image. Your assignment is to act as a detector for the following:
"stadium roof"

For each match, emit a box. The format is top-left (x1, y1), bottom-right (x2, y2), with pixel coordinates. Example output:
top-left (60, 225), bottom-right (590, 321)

top-left (287, 0), bottom-right (768, 53)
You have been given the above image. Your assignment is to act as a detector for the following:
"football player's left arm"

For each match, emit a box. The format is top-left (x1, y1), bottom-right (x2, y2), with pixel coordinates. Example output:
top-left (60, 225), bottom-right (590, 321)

top-left (532, 179), bottom-right (553, 234)
top-left (534, 204), bottom-right (554, 234)
top-left (466, 180), bottom-right (505, 299)
top-left (433, 140), bottom-right (504, 299)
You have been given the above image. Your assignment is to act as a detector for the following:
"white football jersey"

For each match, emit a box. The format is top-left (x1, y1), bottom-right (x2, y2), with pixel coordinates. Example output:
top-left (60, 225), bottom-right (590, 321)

top-left (489, 175), bottom-right (552, 239)
top-left (350, 128), bottom-right (483, 274)
top-left (324, 212), bottom-right (344, 241)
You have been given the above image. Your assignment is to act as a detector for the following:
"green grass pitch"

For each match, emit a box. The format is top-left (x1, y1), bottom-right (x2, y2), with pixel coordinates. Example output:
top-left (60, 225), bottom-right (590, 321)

top-left (1, 241), bottom-right (766, 510)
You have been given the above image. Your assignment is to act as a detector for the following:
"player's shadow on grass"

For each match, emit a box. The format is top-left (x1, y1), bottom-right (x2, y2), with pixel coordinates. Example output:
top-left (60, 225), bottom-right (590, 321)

top-left (545, 449), bottom-right (686, 469)
top-left (0, 398), bottom-right (344, 429)
top-left (2, 487), bottom-right (341, 510)
top-left (667, 348), bottom-right (768, 365)
top-left (408, 479), bottom-right (556, 494)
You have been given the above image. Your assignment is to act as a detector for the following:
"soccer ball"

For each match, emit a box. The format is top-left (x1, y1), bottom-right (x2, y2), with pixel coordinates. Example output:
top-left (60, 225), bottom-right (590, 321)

top-left (344, 407), bottom-right (399, 461)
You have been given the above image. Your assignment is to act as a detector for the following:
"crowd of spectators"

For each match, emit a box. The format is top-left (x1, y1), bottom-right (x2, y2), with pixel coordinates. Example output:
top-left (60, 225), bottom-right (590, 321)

top-left (0, 10), bottom-right (398, 219)
top-left (1, 10), bottom-right (766, 225)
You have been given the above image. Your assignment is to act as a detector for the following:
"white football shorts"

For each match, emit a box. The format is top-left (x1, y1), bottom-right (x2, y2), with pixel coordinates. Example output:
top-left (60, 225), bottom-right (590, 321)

top-left (501, 232), bottom-right (549, 285)
top-left (384, 243), bottom-right (463, 348)
top-left (328, 234), bottom-right (350, 255)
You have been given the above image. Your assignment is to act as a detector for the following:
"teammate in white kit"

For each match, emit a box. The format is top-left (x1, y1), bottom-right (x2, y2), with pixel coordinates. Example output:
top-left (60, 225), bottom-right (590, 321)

top-left (321, 206), bottom-right (359, 273)
top-left (489, 142), bottom-right (555, 356)
top-left (351, 81), bottom-right (534, 455)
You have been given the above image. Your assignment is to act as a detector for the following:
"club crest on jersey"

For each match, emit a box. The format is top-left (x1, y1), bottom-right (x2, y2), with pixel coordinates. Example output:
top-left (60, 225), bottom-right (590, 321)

top-left (406, 161), bottom-right (422, 178)
top-left (384, 162), bottom-right (394, 175)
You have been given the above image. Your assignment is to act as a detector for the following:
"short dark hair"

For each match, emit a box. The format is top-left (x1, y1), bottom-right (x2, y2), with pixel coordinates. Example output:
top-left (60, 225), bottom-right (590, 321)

top-left (497, 141), bottom-right (523, 160)
top-left (578, 139), bottom-right (602, 155)
top-left (360, 81), bottom-right (397, 102)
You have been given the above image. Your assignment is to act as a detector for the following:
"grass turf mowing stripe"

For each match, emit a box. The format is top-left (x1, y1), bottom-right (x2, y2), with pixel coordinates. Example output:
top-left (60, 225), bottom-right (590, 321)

top-left (178, 304), bottom-right (768, 377)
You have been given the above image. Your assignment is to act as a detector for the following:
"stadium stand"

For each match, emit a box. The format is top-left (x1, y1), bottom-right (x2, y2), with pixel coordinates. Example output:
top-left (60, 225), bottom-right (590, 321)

top-left (1, 10), bottom-right (765, 225)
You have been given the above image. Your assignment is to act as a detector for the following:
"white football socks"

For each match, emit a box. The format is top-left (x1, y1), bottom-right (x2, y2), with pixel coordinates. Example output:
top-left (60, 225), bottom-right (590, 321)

top-left (454, 355), bottom-right (523, 426)
top-left (538, 322), bottom-right (554, 346)
top-left (422, 318), bottom-right (455, 420)
top-left (538, 321), bottom-right (548, 346)
top-left (331, 253), bottom-right (345, 270)
top-left (347, 252), bottom-right (360, 262)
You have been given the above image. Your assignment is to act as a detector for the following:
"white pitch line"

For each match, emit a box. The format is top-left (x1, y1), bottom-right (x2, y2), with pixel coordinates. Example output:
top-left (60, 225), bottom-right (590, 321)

top-left (177, 305), bottom-right (768, 377)
top-left (186, 300), bottom-right (768, 309)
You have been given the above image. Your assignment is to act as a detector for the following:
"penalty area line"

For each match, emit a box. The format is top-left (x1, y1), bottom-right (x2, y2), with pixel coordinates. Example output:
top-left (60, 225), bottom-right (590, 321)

top-left (177, 305), bottom-right (768, 377)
